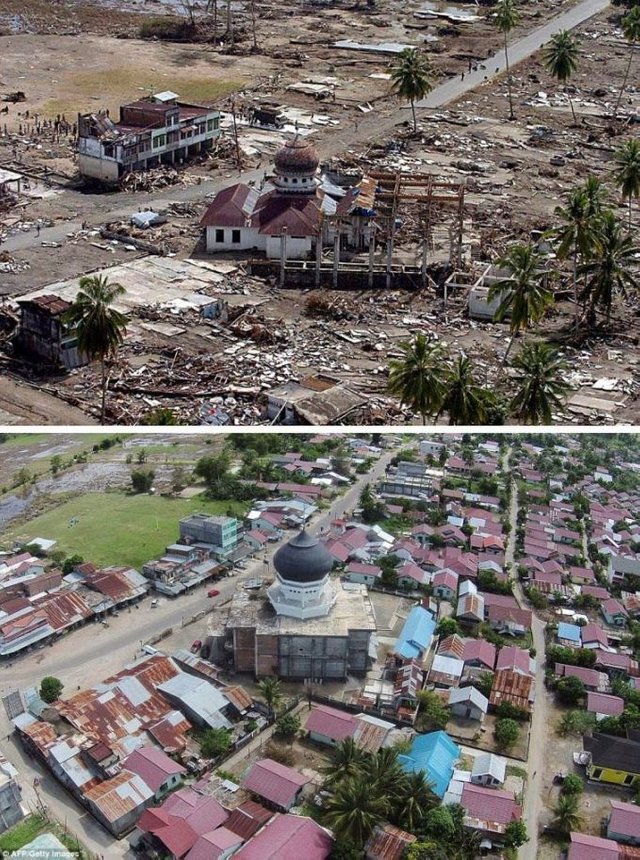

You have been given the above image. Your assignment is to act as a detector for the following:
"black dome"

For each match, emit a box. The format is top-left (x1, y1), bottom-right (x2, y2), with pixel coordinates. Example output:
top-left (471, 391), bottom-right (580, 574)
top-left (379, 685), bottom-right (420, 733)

top-left (273, 529), bottom-right (333, 583)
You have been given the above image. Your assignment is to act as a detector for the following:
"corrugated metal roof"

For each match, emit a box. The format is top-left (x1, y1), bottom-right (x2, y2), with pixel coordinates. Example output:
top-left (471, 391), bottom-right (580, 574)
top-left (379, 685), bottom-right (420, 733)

top-left (365, 823), bottom-right (416, 860)
top-left (225, 800), bottom-right (272, 840)
top-left (84, 769), bottom-right (153, 823)
top-left (489, 669), bottom-right (534, 713)
top-left (242, 758), bottom-right (309, 808)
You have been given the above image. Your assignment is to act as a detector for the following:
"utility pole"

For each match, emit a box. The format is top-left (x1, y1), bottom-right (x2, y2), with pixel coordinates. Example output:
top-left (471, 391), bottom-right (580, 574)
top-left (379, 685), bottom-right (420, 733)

top-left (230, 99), bottom-right (241, 172)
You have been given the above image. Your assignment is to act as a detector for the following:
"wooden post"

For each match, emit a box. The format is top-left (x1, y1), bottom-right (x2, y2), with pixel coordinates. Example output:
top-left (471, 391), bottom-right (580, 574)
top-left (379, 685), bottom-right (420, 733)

top-left (333, 224), bottom-right (340, 289)
top-left (280, 228), bottom-right (287, 287)
top-left (386, 216), bottom-right (394, 290)
top-left (421, 217), bottom-right (429, 289)
top-left (368, 228), bottom-right (375, 288)
top-left (315, 231), bottom-right (322, 287)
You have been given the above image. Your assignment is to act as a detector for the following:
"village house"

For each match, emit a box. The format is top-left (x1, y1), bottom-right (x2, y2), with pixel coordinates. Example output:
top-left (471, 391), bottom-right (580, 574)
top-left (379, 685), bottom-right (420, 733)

top-left (607, 799), bottom-right (640, 845)
top-left (471, 753), bottom-right (506, 788)
top-left (242, 758), bottom-right (311, 812)
top-left (583, 732), bottom-right (640, 787)
top-left (77, 92), bottom-right (221, 182)
top-left (602, 597), bottom-right (629, 628)
top-left (448, 686), bottom-right (489, 722)
top-left (15, 295), bottom-right (84, 369)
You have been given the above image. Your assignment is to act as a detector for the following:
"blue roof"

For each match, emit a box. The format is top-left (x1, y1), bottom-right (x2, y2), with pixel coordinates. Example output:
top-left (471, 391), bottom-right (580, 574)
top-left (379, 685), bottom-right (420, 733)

top-left (398, 730), bottom-right (460, 797)
top-left (395, 606), bottom-right (435, 659)
top-left (557, 622), bottom-right (581, 643)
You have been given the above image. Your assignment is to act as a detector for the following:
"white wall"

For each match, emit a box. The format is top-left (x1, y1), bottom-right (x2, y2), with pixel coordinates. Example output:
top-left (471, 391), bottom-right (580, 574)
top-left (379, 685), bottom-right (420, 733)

top-left (205, 225), bottom-right (263, 253)
top-left (265, 235), bottom-right (312, 260)
top-left (77, 153), bottom-right (119, 181)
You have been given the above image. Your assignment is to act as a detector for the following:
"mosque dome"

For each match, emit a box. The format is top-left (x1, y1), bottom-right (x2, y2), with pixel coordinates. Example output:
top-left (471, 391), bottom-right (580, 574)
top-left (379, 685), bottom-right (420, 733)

top-left (273, 529), bottom-right (333, 584)
top-left (274, 136), bottom-right (320, 177)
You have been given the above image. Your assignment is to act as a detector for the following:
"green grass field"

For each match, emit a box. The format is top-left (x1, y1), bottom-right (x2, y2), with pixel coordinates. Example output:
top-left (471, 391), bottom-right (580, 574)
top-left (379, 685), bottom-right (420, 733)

top-left (4, 492), bottom-right (248, 570)
top-left (0, 813), bottom-right (89, 857)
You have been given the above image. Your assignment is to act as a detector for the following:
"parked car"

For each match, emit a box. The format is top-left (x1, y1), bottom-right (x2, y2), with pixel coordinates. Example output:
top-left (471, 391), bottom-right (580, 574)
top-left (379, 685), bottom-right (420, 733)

top-left (191, 639), bottom-right (202, 653)
top-left (207, 589), bottom-right (220, 598)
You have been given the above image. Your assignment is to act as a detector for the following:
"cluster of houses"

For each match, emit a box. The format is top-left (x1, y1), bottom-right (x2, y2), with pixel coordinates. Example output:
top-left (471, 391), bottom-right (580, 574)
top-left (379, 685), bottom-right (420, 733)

top-left (11, 650), bottom-right (261, 841)
top-left (303, 699), bottom-right (524, 852)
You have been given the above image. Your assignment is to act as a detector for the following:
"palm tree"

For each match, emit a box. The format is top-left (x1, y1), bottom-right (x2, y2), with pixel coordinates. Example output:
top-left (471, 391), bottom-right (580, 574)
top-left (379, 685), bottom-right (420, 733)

top-left (258, 677), bottom-right (282, 717)
top-left (390, 48), bottom-right (433, 132)
top-left (615, 6), bottom-right (640, 118)
top-left (388, 333), bottom-right (448, 423)
top-left (553, 186), bottom-right (600, 327)
top-left (552, 792), bottom-right (584, 835)
top-left (509, 341), bottom-right (570, 424)
top-left (362, 747), bottom-right (407, 798)
top-left (395, 771), bottom-right (438, 832)
top-left (323, 776), bottom-right (389, 847)
top-left (494, 0), bottom-right (520, 120)
top-left (543, 30), bottom-right (579, 124)
top-left (582, 175), bottom-right (607, 217)
top-left (580, 209), bottom-right (639, 323)
top-left (63, 275), bottom-right (127, 423)
top-left (612, 138), bottom-right (640, 229)
top-left (488, 243), bottom-right (554, 362)
top-left (438, 354), bottom-right (488, 425)
top-left (322, 737), bottom-right (367, 786)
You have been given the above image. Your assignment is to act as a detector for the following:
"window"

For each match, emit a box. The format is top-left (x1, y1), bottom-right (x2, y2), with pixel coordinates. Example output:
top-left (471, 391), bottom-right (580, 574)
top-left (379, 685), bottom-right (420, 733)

top-left (213, 116), bottom-right (219, 130)
top-left (292, 178), bottom-right (298, 184)
top-left (215, 229), bottom-right (224, 243)
top-left (624, 774), bottom-right (635, 785)
top-left (207, 119), bottom-right (214, 132)
top-left (154, 134), bottom-right (166, 149)
top-left (232, 229), bottom-right (241, 244)
top-left (591, 768), bottom-right (602, 779)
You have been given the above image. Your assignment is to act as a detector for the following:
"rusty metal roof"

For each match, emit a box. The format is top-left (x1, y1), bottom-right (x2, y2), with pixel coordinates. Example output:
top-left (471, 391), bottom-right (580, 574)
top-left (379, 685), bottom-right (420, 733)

top-left (18, 294), bottom-right (71, 316)
top-left (84, 769), bottom-right (153, 823)
top-left (365, 824), bottom-right (416, 860)
top-left (489, 669), bottom-right (534, 712)
top-left (224, 685), bottom-right (253, 714)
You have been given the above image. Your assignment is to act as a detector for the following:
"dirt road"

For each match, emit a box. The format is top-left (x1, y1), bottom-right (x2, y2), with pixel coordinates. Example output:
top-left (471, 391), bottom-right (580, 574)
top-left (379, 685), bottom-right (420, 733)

top-left (503, 446), bottom-right (549, 859)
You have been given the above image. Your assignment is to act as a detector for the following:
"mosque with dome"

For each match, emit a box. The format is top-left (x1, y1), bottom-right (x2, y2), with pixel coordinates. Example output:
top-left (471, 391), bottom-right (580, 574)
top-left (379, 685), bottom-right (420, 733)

top-left (204, 529), bottom-right (377, 681)
top-left (200, 135), bottom-right (375, 261)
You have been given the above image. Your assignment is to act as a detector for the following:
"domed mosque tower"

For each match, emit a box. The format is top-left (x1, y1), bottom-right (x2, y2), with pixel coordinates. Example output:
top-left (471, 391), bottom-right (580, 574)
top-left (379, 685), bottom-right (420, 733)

top-left (272, 135), bottom-right (321, 195)
top-left (267, 528), bottom-right (337, 620)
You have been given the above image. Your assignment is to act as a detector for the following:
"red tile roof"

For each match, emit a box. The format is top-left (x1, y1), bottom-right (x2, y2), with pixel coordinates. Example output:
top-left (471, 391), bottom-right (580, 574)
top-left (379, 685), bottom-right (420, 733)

top-left (305, 704), bottom-right (357, 742)
top-left (568, 832), bottom-right (619, 860)
top-left (242, 758), bottom-right (310, 809)
top-left (461, 783), bottom-right (521, 827)
top-left (587, 692), bottom-right (624, 717)
top-left (609, 800), bottom-right (640, 839)
top-left (225, 800), bottom-right (272, 840)
top-left (123, 745), bottom-right (185, 793)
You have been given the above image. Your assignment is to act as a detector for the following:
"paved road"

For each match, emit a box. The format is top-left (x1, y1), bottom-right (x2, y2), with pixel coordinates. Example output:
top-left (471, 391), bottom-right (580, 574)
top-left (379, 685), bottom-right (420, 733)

top-left (503, 446), bottom-right (548, 860)
top-left (0, 443), bottom-right (399, 851)
top-left (416, 0), bottom-right (611, 110)
top-left (1, 0), bottom-right (610, 256)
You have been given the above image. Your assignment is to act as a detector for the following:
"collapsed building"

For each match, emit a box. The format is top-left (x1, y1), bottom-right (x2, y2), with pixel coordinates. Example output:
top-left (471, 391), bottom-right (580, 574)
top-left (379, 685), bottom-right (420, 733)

top-left (77, 91), bottom-right (221, 183)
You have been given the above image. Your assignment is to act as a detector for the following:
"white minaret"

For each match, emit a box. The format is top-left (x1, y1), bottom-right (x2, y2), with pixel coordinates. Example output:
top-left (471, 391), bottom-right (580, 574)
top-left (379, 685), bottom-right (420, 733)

top-left (267, 529), bottom-right (336, 620)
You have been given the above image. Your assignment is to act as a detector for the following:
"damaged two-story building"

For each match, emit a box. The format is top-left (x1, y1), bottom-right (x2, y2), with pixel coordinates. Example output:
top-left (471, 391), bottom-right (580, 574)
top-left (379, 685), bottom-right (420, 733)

top-left (77, 91), bottom-right (221, 183)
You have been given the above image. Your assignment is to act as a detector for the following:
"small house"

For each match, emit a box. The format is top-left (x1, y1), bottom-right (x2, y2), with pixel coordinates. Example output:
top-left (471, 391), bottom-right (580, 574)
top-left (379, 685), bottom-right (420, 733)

top-left (471, 752), bottom-right (506, 788)
top-left (242, 758), bottom-right (310, 812)
top-left (607, 799), bottom-right (640, 845)
top-left (602, 598), bottom-right (629, 628)
top-left (448, 686), bottom-right (489, 722)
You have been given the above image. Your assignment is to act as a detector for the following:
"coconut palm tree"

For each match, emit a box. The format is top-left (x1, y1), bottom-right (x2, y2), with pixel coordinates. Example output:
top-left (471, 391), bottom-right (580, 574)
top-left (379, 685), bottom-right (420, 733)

top-left (582, 175), bottom-right (607, 217)
top-left (63, 275), bottom-right (127, 423)
top-left (395, 771), bottom-right (439, 832)
top-left (322, 737), bottom-right (367, 786)
top-left (553, 186), bottom-right (600, 327)
top-left (509, 341), bottom-right (570, 424)
top-left (258, 677), bottom-right (282, 717)
top-left (362, 747), bottom-right (407, 798)
top-left (612, 138), bottom-right (640, 229)
top-left (494, 0), bottom-right (520, 120)
top-left (552, 792), bottom-right (584, 835)
top-left (543, 30), bottom-right (580, 124)
top-left (390, 48), bottom-right (433, 132)
top-left (579, 209), bottom-right (640, 323)
top-left (488, 243), bottom-right (554, 362)
top-left (438, 354), bottom-right (488, 425)
top-left (323, 776), bottom-right (389, 847)
top-left (387, 333), bottom-right (448, 423)
top-left (615, 6), bottom-right (640, 118)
